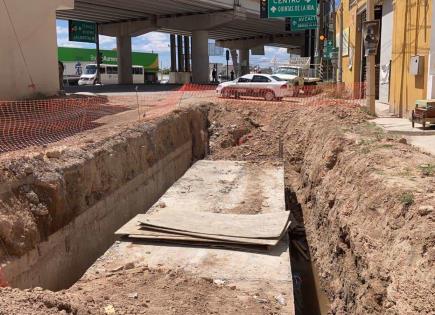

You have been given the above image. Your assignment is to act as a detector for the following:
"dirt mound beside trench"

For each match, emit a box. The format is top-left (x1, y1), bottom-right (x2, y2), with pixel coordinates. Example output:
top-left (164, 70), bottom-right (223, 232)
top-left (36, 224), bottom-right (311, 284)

top-left (0, 266), bottom-right (282, 315)
top-left (207, 101), bottom-right (435, 314)
top-left (284, 106), bottom-right (435, 315)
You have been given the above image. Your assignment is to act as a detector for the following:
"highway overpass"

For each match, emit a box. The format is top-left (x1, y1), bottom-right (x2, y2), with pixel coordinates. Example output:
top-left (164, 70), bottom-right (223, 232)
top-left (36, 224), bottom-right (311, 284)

top-left (1, 0), bottom-right (307, 99)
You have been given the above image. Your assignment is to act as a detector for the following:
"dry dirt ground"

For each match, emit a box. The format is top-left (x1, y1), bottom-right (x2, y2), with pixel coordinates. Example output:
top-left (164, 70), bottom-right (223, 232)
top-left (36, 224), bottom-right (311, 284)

top-left (0, 94), bottom-right (434, 314)
top-left (1, 266), bottom-right (280, 315)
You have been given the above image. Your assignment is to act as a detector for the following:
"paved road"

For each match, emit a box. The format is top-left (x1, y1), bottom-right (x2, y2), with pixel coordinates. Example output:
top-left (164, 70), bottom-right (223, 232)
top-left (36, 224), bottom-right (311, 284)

top-left (65, 84), bottom-right (183, 95)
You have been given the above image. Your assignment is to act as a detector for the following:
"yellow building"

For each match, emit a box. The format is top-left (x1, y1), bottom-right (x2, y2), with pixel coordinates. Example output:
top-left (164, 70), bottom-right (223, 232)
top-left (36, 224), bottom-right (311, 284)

top-left (337, 0), bottom-right (434, 117)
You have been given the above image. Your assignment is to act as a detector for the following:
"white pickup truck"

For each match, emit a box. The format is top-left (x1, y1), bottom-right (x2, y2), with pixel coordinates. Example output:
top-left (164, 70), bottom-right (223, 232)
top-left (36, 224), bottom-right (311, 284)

top-left (273, 66), bottom-right (321, 87)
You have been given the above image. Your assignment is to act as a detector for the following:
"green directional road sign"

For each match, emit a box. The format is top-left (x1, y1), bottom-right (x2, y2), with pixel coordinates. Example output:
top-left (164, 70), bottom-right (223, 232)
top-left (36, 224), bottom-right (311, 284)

top-left (68, 20), bottom-right (97, 43)
top-left (291, 15), bottom-right (318, 31)
top-left (323, 41), bottom-right (338, 59)
top-left (268, 0), bottom-right (317, 18)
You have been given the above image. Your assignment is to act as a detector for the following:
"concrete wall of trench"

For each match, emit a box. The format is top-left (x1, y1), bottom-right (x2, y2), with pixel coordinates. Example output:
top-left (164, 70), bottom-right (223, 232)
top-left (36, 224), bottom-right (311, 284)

top-left (0, 106), bottom-right (208, 290)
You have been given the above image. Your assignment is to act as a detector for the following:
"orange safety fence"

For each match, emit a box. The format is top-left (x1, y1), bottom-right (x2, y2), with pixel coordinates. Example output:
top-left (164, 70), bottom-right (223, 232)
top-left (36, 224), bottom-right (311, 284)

top-left (0, 82), bottom-right (366, 154)
top-left (0, 96), bottom-right (131, 153)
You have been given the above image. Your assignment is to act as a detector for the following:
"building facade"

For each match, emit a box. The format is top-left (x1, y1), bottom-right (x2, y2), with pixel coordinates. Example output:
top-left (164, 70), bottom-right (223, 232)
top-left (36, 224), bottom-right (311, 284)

top-left (338, 0), bottom-right (433, 117)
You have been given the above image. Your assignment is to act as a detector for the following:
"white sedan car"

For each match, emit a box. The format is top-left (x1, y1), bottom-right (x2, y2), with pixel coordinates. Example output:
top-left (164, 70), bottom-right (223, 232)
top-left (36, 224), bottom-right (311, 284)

top-left (216, 74), bottom-right (290, 101)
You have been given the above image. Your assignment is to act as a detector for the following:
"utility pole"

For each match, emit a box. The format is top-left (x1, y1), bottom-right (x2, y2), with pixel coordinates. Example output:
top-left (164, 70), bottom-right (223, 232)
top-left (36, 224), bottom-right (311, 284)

top-left (366, 0), bottom-right (376, 115)
top-left (332, 0), bottom-right (337, 82)
top-left (96, 24), bottom-right (101, 85)
top-left (317, 0), bottom-right (324, 67)
top-left (338, 3), bottom-right (343, 83)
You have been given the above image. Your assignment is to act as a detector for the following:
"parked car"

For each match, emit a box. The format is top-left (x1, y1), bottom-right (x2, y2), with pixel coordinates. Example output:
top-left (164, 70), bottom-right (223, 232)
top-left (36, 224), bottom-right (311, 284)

top-left (216, 74), bottom-right (290, 101)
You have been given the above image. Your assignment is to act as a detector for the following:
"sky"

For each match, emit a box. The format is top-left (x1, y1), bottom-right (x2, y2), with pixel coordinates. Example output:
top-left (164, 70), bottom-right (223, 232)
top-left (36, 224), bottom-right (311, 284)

top-left (56, 19), bottom-right (292, 69)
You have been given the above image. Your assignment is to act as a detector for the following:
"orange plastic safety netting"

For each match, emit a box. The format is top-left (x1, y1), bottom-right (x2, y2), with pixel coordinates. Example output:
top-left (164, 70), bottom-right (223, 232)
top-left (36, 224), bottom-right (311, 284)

top-left (0, 82), bottom-right (366, 154)
top-left (0, 96), bottom-right (130, 153)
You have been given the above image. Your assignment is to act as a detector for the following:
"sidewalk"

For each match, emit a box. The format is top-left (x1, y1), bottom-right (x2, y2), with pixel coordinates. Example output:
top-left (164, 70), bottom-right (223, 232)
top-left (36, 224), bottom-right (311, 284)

top-left (372, 102), bottom-right (435, 156)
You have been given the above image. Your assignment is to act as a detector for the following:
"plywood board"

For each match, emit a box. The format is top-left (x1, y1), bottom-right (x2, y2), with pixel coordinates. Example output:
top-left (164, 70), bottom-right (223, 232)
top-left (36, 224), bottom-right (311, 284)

top-left (136, 211), bottom-right (290, 239)
top-left (126, 236), bottom-right (269, 252)
top-left (117, 216), bottom-right (291, 247)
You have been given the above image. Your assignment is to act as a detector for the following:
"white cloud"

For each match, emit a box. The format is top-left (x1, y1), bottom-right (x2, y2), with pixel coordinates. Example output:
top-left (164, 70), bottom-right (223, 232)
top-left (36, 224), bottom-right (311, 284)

top-left (56, 25), bottom-right (68, 36)
top-left (133, 32), bottom-right (170, 53)
top-left (99, 35), bottom-right (116, 48)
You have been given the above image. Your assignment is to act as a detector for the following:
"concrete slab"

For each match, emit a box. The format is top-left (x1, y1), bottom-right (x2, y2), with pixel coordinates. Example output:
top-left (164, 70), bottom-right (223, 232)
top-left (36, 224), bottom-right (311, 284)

top-left (77, 161), bottom-right (294, 314)
top-left (406, 136), bottom-right (435, 156)
top-left (372, 118), bottom-right (435, 156)
top-left (372, 117), bottom-right (435, 136)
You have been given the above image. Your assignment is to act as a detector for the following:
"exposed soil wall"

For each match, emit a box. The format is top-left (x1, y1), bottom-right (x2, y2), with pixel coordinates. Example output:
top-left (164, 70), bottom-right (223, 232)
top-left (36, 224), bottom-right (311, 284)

top-left (284, 107), bottom-right (435, 315)
top-left (0, 105), bottom-right (208, 290)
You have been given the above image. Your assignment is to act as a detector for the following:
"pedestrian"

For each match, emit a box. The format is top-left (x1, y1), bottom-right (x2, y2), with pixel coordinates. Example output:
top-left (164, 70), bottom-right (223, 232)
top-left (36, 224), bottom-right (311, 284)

top-left (230, 70), bottom-right (235, 81)
top-left (212, 66), bottom-right (217, 83)
top-left (75, 61), bottom-right (82, 76)
top-left (58, 60), bottom-right (65, 92)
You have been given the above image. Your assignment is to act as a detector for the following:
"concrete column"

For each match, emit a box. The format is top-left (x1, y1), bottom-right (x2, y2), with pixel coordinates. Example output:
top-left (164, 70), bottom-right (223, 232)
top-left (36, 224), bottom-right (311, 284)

top-left (177, 35), bottom-right (184, 72)
top-left (191, 30), bottom-right (209, 84)
top-left (184, 36), bottom-right (191, 72)
top-left (170, 34), bottom-right (177, 73)
top-left (0, 0), bottom-right (74, 100)
top-left (230, 49), bottom-right (239, 77)
top-left (239, 49), bottom-right (250, 76)
top-left (116, 35), bottom-right (133, 84)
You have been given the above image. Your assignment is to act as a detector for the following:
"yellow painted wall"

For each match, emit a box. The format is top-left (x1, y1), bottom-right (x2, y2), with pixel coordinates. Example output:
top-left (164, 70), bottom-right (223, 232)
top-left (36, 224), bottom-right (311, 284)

top-left (337, 0), bottom-right (432, 117)
top-left (337, 0), bottom-right (366, 87)
top-left (389, 0), bottom-right (432, 117)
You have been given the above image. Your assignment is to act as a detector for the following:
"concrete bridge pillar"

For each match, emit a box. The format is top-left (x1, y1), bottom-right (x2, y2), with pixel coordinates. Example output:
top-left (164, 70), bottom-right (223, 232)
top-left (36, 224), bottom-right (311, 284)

top-left (184, 36), bottom-right (191, 72)
top-left (0, 0), bottom-right (73, 100)
top-left (116, 35), bottom-right (133, 84)
top-left (239, 49), bottom-right (250, 76)
top-left (191, 30), bottom-right (209, 84)
top-left (230, 49), bottom-right (239, 77)
top-left (177, 35), bottom-right (184, 72)
top-left (170, 35), bottom-right (177, 73)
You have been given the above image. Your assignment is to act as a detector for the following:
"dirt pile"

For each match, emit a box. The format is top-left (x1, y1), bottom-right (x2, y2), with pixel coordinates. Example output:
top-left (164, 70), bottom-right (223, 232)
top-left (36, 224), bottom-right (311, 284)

top-left (208, 99), bottom-right (298, 162)
top-left (0, 287), bottom-right (80, 315)
top-left (207, 102), bottom-right (435, 314)
top-left (66, 265), bottom-right (283, 315)
top-left (0, 266), bottom-right (283, 315)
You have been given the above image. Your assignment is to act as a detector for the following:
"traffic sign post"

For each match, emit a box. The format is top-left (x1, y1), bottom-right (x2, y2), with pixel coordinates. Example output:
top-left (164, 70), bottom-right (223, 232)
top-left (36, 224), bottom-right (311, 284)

top-left (268, 0), bottom-right (317, 18)
top-left (68, 20), bottom-right (97, 43)
top-left (69, 20), bottom-right (101, 83)
top-left (291, 16), bottom-right (318, 31)
top-left (260, 0), bottom-right (269, 19)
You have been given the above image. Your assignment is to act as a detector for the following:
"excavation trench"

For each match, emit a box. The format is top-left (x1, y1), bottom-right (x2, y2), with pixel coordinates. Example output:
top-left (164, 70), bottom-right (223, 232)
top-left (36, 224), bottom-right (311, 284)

top-left (0, 102), bottom-right (434, 315)
top-left (286, 187), bottom-right (330, 315)
top-left (0, 103), bottom-right (327, 314)
top-left (0, 106), bottom-right (209, 290)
